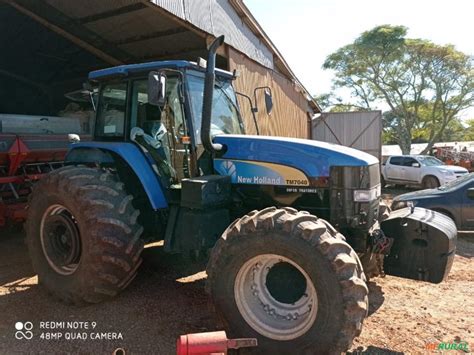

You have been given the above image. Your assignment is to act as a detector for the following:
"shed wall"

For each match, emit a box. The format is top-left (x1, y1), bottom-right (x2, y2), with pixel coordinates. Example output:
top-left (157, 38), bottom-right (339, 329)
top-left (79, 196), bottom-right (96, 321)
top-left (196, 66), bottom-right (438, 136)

top-left (228, 48), bottom-right (310, 138)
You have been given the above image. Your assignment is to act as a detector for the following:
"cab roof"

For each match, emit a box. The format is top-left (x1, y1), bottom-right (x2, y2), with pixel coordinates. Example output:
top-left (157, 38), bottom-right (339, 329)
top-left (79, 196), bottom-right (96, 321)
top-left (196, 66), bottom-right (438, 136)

top-left (88, 60), bottom-right (234, 82)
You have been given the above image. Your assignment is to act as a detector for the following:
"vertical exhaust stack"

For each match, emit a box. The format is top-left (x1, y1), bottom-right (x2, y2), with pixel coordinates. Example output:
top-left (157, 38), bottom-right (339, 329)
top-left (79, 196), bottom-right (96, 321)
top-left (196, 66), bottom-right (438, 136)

top-left (201, 35), bottom-right (225, 153)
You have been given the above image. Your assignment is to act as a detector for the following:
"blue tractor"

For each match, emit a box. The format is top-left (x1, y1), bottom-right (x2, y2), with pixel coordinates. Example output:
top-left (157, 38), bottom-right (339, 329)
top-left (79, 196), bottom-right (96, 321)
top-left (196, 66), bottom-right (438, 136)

top-left (26, 36), bottom-right (457, 353)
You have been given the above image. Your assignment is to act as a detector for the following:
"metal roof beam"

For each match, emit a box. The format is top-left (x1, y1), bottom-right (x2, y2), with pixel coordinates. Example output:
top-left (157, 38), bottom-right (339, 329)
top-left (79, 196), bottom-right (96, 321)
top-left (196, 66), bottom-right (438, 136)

top-left (141, 46), bottom-right (206, 61)
top-left (5, 0), bottom-right (132, 66)
top-left (115, 27), bottom-right (189, 45)
top-left (78, 3), bottom-right (146, 24)
top-left (0, 69), bottom-right (46, 91)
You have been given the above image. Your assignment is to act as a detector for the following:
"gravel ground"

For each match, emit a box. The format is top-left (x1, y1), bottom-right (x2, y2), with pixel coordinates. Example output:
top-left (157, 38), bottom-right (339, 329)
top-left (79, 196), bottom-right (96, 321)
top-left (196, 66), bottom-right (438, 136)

top-left (0, 188), bottom-right (472, 354)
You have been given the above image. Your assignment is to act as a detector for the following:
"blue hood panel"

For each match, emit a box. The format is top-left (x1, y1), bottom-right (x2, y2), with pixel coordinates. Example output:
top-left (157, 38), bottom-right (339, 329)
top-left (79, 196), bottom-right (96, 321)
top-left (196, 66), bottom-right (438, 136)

top-left (394, 189), bottom-right (441, 201)
top-left (214, 135), bottom-right (379, 178)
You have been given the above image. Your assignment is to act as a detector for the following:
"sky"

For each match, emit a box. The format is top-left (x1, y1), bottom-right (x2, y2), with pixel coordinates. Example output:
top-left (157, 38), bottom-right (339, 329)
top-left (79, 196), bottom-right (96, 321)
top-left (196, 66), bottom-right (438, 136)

top-left (245, 0), bottom-right (474, 116)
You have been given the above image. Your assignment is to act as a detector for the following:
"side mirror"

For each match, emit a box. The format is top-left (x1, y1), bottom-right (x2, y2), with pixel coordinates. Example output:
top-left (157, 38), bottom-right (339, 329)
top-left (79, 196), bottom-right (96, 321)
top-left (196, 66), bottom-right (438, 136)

top-left (264, 88), bottom-right (273, 115)
top-left (148, 71), bottom-right (166, 106)
top-left (412, 162), bottom-right (421, 168)
top-left (467, 188), bottom-right (474, 200)
top-left (253, 86), bottom-right (273, 116)
top-left (68, 133), bottom-right (80, 143)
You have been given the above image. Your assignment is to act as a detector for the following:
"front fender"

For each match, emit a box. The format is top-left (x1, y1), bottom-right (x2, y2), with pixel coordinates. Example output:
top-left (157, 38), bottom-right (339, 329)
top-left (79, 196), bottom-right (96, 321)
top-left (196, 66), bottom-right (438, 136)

top-left (66, 142), bottom-right (168, 210)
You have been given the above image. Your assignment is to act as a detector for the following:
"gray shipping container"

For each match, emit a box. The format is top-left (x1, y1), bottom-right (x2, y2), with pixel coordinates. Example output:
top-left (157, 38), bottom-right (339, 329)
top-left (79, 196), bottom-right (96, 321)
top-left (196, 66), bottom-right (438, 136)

top-left (311, 111), bottom-right (382, 162)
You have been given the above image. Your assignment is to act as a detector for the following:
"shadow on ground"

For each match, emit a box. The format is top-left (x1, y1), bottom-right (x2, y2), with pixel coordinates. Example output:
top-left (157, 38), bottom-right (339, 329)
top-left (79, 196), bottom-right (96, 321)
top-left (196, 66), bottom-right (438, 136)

top-left (0, 232), bottom-right (219, 354)
top-left (347, 346), bottom-right (404, 354)
top-left (367, 281), bottom-right (385, 316)
top-left (2, 229), bottom-right (471, 353)
top-left (456, 235), bottom-right (474, 258)
top-left (0, 230), bottom-right (36, 285)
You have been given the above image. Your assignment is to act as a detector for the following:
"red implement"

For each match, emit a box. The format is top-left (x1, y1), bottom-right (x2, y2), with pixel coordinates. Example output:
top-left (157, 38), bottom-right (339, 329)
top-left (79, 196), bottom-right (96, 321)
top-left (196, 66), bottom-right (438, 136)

top-left (176, 331), bottom-right (257, 355)
top-left (0, 134), bottom-right (72, 227)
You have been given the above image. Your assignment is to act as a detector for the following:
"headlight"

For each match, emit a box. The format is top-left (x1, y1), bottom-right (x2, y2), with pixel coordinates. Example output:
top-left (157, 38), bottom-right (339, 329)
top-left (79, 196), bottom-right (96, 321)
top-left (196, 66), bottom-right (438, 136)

top-left (440, 169), bottom-right (455, 176)
top-left (353, 185), bottom-right (381, 202)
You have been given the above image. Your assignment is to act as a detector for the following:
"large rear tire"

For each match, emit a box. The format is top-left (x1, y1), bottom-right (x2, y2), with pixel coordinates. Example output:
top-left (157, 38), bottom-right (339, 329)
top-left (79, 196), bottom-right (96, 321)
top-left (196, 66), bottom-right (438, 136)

top-left (206, 207), bottom-right (368, 354)
top-left (26, 166), bottom-right (144, 305)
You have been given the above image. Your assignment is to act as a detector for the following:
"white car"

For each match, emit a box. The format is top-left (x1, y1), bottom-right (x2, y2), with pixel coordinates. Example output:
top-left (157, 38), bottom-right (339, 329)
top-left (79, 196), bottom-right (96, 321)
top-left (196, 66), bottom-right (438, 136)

top-left (382, 155), bottom-right (469, 188)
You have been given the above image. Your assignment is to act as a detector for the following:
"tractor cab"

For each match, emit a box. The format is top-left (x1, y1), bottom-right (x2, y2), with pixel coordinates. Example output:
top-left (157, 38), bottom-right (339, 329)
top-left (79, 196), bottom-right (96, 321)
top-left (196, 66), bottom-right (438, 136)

top-left (88, 60), bottom-right (245, 186)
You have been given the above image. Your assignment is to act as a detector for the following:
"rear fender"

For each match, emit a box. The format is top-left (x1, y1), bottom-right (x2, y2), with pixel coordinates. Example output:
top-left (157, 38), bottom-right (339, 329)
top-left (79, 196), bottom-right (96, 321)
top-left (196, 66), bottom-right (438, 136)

top-left (381, 207), bottom-right (457, 283)
top-left (65, 142), bottom-right (168, 209)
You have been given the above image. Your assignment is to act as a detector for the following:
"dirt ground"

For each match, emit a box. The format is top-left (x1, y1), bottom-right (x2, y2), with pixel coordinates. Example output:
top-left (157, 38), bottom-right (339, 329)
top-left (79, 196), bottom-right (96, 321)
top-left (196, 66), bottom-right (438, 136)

top-left (0, 189), bottom-right (472, 354)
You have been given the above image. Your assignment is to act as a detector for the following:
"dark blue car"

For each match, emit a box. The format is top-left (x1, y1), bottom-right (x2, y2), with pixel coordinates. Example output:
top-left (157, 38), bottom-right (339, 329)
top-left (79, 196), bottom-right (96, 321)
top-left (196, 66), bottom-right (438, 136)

top-left (391, 173), bottom-right (474, 231)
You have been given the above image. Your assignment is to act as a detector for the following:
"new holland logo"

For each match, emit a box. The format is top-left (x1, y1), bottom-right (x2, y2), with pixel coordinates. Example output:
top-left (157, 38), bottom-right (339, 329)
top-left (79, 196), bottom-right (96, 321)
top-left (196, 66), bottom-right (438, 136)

top-left (215, 159), bottom-right (309, 186)
top-left (220, 160), bottom-right (237, 179)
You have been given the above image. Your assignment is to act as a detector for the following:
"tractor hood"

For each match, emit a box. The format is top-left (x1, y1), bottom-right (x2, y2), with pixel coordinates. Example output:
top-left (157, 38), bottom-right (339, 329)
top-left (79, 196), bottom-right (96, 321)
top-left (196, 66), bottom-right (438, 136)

top-left (213, 135), bottom-right (378, 184)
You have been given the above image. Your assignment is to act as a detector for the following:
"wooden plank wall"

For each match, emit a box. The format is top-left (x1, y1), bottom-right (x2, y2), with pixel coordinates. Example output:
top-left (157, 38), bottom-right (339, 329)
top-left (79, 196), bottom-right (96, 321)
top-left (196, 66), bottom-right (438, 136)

top-left (228, 47), bottom-right (310, 138)
top-left (312, 111), bottom-right (382, 161)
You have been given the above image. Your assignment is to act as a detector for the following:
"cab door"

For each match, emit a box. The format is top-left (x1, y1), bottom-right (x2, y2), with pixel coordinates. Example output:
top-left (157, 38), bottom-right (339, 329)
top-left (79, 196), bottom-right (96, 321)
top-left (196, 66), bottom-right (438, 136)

top-left (130, 77), bottom-right (191, 185)
top-left (385, 156), bottom-right (404, 181)
top-left (159, 77), bottom-right (192, 182)
top-left (402, 157), bottom-right (421, 183)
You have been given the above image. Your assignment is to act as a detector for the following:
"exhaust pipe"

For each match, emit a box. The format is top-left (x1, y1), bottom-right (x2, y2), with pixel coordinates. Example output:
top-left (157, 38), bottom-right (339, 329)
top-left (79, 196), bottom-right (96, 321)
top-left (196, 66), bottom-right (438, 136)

top-left (201, 35), bottom-right (225, 153)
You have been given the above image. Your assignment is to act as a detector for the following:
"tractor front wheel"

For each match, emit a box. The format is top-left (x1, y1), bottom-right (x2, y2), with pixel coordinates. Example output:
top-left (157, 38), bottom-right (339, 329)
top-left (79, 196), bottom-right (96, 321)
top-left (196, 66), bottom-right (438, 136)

top-left (26, 166), bottom-right (144, 305)
top-left (206, 207), bottom-right (368, 354)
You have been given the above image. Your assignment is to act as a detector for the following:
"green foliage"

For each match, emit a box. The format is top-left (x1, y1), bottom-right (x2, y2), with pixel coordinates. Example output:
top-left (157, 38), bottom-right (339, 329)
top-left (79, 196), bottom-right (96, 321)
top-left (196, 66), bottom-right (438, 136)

top-left (323, 25), bottom-right (474, 154)
top-left (461, 119), bottom-right (474, 141)
top-left (313, 93), bottom-right (370, 112)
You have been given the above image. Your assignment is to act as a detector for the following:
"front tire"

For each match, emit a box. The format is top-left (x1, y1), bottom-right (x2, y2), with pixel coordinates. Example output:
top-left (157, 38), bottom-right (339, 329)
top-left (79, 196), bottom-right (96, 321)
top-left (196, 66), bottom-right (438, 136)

top-left (423, 175), bottom-right (440, 189)
top-left (26, 166), bottom-right (144, 305)
top-left (206, 207), bottom-right (368, 354)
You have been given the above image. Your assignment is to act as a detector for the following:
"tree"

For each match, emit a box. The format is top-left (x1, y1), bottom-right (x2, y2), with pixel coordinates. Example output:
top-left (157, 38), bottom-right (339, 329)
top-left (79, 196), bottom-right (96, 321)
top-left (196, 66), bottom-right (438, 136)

top-left (323, 25), bottom-right (474, 154)
top-left (461, 119), bottom-right (474, 141)
top-left (313, 93), bottom-right (370, 112)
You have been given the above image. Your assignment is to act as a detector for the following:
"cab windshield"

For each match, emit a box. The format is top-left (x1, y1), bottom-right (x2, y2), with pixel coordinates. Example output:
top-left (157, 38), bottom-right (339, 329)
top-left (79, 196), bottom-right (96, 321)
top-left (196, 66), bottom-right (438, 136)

top-left (417, 156), bottom-right (444, 166)
top-left (186, 72), bottom-right (244, 142)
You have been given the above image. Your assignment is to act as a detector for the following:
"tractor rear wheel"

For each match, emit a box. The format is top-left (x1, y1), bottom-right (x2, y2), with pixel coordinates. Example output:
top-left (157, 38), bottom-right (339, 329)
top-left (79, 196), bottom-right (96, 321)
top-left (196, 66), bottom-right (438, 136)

top-left (206, 207), bottom-right (368, 354)
top-left (26, 166), bottom-right (144, 305)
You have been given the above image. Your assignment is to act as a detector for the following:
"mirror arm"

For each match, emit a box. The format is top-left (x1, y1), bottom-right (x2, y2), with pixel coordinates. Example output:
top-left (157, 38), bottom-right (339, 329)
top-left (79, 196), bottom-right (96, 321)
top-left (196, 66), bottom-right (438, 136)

top-left (236, 92), bottom-right (259, 135)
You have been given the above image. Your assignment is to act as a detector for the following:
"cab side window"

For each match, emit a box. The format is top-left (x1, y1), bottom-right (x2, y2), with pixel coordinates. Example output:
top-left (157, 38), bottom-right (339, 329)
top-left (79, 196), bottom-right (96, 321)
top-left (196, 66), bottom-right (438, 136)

top-left (402, 157), bottom-right (418, 167)
top-left (390, 156), bottom-right (402, 165)
top-left (96, 82), bottom-right (127, 137)
top-left (131, 80), bottom-right (162, 136)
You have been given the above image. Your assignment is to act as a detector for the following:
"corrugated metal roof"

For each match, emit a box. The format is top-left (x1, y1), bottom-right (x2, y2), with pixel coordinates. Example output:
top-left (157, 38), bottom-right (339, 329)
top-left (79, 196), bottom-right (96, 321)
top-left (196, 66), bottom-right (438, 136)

top-left (44, 0), bottom-right (140, 19)
top-left (153, 0), bottom-right (274, 69)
